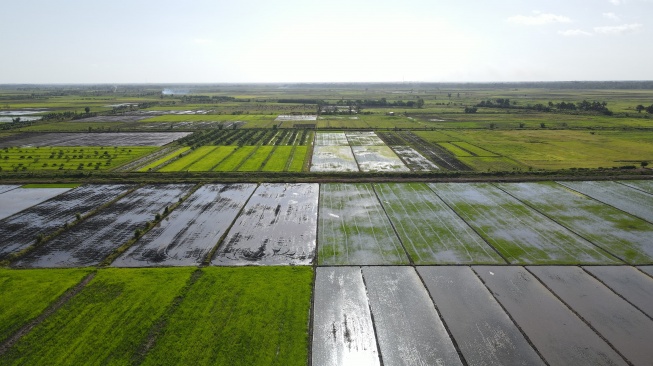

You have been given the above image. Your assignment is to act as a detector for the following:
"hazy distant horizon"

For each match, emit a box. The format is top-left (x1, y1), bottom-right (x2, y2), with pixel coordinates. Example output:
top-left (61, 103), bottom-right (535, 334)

top-left (2, 0), bottom-right (651, 84)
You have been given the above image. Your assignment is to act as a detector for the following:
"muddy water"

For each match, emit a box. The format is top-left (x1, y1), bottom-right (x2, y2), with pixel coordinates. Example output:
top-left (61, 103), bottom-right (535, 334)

top-left (0, 132), bottom-right (191, 147)
top-left (362, 267), bottom-right (463, 366)
top-left (211, 183), bottom-right (318, 266)
top-left (374, 183), bottom-right (504, 264)
top-left (312, 267), bottom-right (380, 366)
top-left (583, 266), bottom-right (653, 318)
top-left (529, 266), bottom-right (653, 365)
top-left (0, 184), bottom-right (133, 259)
top-left (475, 266), bottom-right (628, 366)
top-left (0, 185), bottom-right (19, 194)
top-left (557, 181), bottom-right (653, 223)
top-left (499, 182), bottom-right (653, 264)
top-left (13, 184), bottom-right (193, 268)
top-left (432, 183), bottom-right (620, 264)
top-left (114, 184), bottom-right (256, 267)
top-left (318, 184), bottom-right (408, 265)
top-left (0, 187), bottom-right (72, 220)
top-left (418, 266), bottom-right (544, 365)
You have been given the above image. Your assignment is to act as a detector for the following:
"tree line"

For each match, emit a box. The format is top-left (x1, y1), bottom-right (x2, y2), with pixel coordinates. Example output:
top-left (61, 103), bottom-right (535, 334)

top-left (475, 99), bottom-right (613, 115)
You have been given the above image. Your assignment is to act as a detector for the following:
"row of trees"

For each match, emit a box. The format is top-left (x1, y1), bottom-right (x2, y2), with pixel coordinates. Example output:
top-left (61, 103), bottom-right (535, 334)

top-left (635, 104), bottom-right (653, 113)
top-left (475, 99), bottom-right (613, 115)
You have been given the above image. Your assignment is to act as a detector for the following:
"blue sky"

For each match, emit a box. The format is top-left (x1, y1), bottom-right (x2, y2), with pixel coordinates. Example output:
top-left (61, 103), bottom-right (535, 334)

top-left (1, 0), bottom-right (651, 83)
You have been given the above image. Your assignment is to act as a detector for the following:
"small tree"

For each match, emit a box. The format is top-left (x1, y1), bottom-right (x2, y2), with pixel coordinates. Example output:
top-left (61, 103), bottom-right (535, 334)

top-left (84, 107), bottom-right (90, 114)
top-left (636, 105), bottom-right (645, 113)
top-left (642, 161), bottom-right (649, 168)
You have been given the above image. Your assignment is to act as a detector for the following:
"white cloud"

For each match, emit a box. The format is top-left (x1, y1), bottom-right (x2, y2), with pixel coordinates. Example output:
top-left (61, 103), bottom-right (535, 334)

top-left (594, 23), bottom-right (643, 34)
top-left (558, 29), bottom-right (593, 36)
top-left (609, 0), bottom-right (624, 5)
top-left (602, 12), bottom-right (620, 21)
top-left (507, 13), bottom-right (571, 25)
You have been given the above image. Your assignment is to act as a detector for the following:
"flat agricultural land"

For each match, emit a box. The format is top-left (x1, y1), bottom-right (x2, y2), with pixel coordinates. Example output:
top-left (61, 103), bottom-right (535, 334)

top-left (0, 146), bottom-right (156, 172)
top-left (0, 132), bottom-right (190, 147)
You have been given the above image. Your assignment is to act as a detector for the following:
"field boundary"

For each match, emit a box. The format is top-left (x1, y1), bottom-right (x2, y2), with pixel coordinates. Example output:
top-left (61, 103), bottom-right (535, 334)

top-left (0, 271), bottom-right (97, 356)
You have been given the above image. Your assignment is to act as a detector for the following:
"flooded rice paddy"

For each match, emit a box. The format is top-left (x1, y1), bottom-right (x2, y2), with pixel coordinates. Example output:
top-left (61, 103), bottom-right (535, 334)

top-left (310, 146), bottom-right (359, 172)
top-left (211, 183), bottom-right (318, 266)
top-left (1, 181), bottom-right (651, 268)
top-left (113, 184), bottom-right (256, 267)
top-left (13, 184), bottom-right (193, 268)
top-left (351, 146), bottom-right (409, 172)
top-left (0, 132), bottom-right (191, 147)
top-left (0, 187), bottom-right (73, 220)
top-left (374, 183), bottom-right (504, 264)
top-left (318, 183), bottom-right (408, 265)
top-left (432, 182), bottom-right (621, 264)
top-left (498, 182), bottom-right (653, 263)
top-left (1, 180), bottom-right (652, 364)
top-left (558, 180), bottom-right (653, 223)
top-left (391, 146), bottom-right (439, 171)
top-left (0, 184), bottom-right (133, 259)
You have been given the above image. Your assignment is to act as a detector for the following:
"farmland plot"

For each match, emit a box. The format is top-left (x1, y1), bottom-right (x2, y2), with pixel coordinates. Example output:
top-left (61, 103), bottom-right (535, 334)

top-left (351, 146), bottom-right (409, 172)
top-left (318, 184), bottom-right (408, 265)
top-left (0, 268), bottom-right (194, 365)
top-left (114, 184), bottom-right (256, 267)
top-left (431, 183), bottom-right (620, 264)
top-left (187, 146), bottom-right (237, 171)
top-left (0, 187), bottom-right (72, 220)
top-left (13, 184), bottom-right (193, 268)
top-left (558, 181), bottom-right (653, 223)
top-left (498, 182), bottom-right (653, 264)
top-left (310, 146), bottom-right (359, 172)
top-left (345, 131), bottom-right (385, 146)
top-left (418, 267), bottom-right (544, 365)
top-left (529, 266), bottom-right (653, 366)
top-left (583, 266), bottom-right (653, 318)
top-left (312, 267), bottom-right (379, 366)
top-left (0, 132), bottom-right (190, 147)
top-left (475, 266), bottom-right (628, 366)
top-left (399, 131), bottom-right (470, 171)
top-left (619, 180), bottom-right (653, 195)
top-left (315, 132), bottom-right (349, 146)
top-left (640, 266), bottom-right (653, 277)
top-left (0, 184), bottom-right (133, 260)
top-left (141, 267), bottom-right (312, 366)
top-left (0, 185), bottom-right (18, 194)
top-left (390, 146), bottom-right (438, 171)
top-left (212, 183), bottom-right (318, 266)
top-left (362, 267), bottom-right (463, 366)
top-left (374, 183), bottom-right (504, 264)
top-left (0, 268), bottom-right (90, 344)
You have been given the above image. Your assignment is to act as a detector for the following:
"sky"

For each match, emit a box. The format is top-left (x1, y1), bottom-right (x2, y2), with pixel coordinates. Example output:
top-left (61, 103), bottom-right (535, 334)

top-left (1, 0), bottom-right (651, 83)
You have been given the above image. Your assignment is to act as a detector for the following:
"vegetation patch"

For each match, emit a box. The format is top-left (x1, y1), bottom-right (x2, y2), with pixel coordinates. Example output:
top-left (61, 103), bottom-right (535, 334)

top-left (141, 267), bottom-right (312, 366)
top-left (0, 268), bottom-right (194, 365)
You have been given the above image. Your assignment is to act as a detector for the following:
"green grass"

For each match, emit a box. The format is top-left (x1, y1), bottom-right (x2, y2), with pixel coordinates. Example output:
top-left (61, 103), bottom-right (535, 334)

top-left (238, 146), bottom-right (274, 171)
top-left (138, 146), bottom-right (191, 172)
top-left (20, 183), bottom-right (81, 188)
top-left (289, 146), bottom-right (308, 172)
top-left (0, 268), bottom-right (194, 366)
top-left (0, 269), bottom-right (91, 344)
top-left (213, 146), bottom-right (257, 171)
top-left (262, 146), bottom-right (293, 171)
top-left (187, 146), bottom-right (238, 171)
top-left (452, 141), bottom-right (499, 157)
top-left (438, 142), bottom-right (473, 157)
top-left (0, 146), bottom-right (156, 172)
top-left (141, 267), bottom-right (313, 366)
top-left (158, 146), bottom-right (216, 172)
